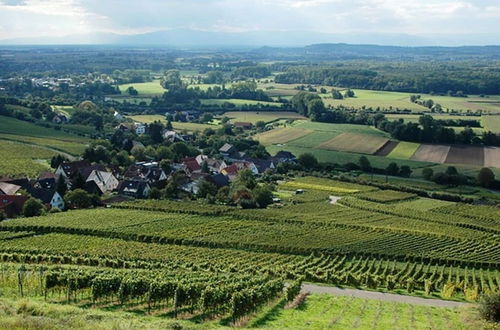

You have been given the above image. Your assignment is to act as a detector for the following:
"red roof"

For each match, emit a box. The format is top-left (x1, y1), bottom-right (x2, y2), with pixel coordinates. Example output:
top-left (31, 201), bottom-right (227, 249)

top-left (184, 160), bottom-right (201, 172)
top-left (222, 164), bottom-right (240, 175)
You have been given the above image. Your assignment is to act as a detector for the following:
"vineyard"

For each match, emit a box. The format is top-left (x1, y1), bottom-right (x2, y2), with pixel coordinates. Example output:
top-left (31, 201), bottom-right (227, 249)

top-left (0, 176), bottom-right (499, 325)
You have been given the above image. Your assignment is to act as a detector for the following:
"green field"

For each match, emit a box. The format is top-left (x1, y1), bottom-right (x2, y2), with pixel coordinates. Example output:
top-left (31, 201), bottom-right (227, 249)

top-left (127, 115), bottom-right (216, 131)
top-left (261, 294), bottom-right (472, 330)
top-left (51, 105), bottom-right (77, 117)
top-left (223, 111), bottom-right (306, 124)
top-left (118, 80), bottom-right (165, 95)
top-left (0, 115), bottom-right (90, 155)
top-left (255, 127), bottom-right (313, 146)
top-left (387, 142), bottom-right (421, 159)
top-left (482, 115), bottom-right (500, 133)
top-left (0, 176), bottom-right (498, 326)
top-left (0, 140), bottom-right (56, 177)
top-left (201, 98), bottom-right (282, 107)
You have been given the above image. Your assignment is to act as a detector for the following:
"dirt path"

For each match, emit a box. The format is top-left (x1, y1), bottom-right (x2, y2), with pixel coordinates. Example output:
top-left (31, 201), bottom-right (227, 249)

top-left (302, 284), bottom-right (470, 308)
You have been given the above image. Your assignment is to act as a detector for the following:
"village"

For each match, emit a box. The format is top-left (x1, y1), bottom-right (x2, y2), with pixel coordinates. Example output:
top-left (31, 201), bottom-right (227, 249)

top-left (0, 119), bottom-right (296, 218)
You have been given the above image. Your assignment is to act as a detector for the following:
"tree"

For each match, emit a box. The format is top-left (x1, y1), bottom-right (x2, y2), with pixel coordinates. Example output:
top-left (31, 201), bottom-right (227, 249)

top-left (344, 89), bottom-right (355, 98)
top-left (255, 121), bottom-right (266, 129)
top-left (201, 113), bottom-right (213, 123)
top-left (0, 210), bottom-right (5, 221)
top-left (65, 189), bottom-right (94, 209)
top-left (197, 180), bottom-right (218, 198)
top-left (445, 166), bottom-right (458, 176)
top-left (160, 159), bottom-right (171, 173)
top-left (233, 169), bottom-right (257, 190)
top-left (252, 185), bottom-right (274, 208)
top-left (422, 168), bottom-right (434, 180)
top-left (50, 155), bottom-right (69, 169)
top-left (149, 187), bottom-right (162, 200)
top-left (72, 172), bottom-right (86, 190)
top-left (386, 162), bottom-right (400, 176)
top-left (126, 86), bottom-right (138, 96)
top-left (478, 167), bottom-right (495, 188)
top-left (56, 176), bottom-right (67, 197)
top-left (399, 165), bottom-right (412, 178)
top-left (332, 89), bottom-right (344, 99)
top-left (23, 198), bottom-right (44, 217)
top-left (359, 156), bottom-right (372, 172)
top-left (298, 153), bottom-right (318, 169)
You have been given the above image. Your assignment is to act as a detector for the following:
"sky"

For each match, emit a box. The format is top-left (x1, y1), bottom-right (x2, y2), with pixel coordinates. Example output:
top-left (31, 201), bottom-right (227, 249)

top-left (0, 0), bottom-right (499, 45)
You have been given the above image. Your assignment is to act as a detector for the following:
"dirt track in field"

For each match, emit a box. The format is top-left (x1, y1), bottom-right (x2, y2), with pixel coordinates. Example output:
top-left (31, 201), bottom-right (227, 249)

top-left (301, 284), bottom-right (470, 308)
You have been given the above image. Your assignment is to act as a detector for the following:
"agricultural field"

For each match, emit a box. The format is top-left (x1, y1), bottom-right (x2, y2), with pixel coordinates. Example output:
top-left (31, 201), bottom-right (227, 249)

top-left (387, 142), bottom-right (421, 159)
top-left (201, 98), bottom-right (281, 107)
top-left (0, 115), bottom-right (90, 155)
top-left (482, 115), bottom-right (500, 133)
top-left (118, 80), bottom-right (165, 95)
top-left (254, 127), bottom-right (313, 146)
top-left (223, 111), bottom-right (306, 124)
top-left (0, 176), bottom-right (499, 326)
top-left (317, 132), bottom-right (389, 154)
top-left (393, 197), bottom-right (455, 211)
top-left (0, 140), bottom-right (57, 177)
top-left (51, 105), bottom-right (77, 117)
top-left (127, 115), bottom-right (216, 131)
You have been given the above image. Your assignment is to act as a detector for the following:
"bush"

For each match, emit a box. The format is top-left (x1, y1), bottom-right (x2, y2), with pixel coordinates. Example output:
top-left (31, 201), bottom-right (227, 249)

top-left (23, 198), bottom-right (44, 217)
top-left (479, 293), bottom-right (500, 322)
top-left (65, 189), bottom-right (94, 209)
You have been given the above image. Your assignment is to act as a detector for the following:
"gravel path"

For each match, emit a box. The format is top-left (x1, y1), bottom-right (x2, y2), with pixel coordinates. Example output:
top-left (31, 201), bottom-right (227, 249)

top-left (302, 284), bottom-right (471, 308)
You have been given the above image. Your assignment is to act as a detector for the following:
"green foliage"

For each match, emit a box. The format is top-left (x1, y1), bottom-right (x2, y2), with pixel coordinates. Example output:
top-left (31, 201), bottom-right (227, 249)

top-left (479, 293), bottom-right (500, 322)
top-left (64, 189), bottom-right (95, 209)
top-left (23, 198), bottom-right (44, 217)
top-left (477, 168), bottom-right (495, 188)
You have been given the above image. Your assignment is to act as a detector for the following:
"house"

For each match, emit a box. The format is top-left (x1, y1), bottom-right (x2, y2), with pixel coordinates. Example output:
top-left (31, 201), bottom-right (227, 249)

top-left (208, 173), bottom-right (230, 188)
top-left (234, 121), bottom-right (253, 130)
top-left (113, 111), bottom-right (124, 121)
top-left (219, 143), bottom-right (236, 157)
top-left (123, 162), bottom-right (167, 187)
top-left (231, 161), bottom-right (259, 175)
top-left (86, 170), bottom-right (119, 194)
top-left (135, 123), bottom-right (146, 135)
top-left (183, 158), bottom-right (201, 176)
top-left (27, 187), bottom-right (65, 210)
top-left (117, 180), bottom-right (151, 199)
top-left (163, 130), bottom-right (185, 142)
top-left (115, 123), bottom-right (130, 132)
top-left (205, 158), bottom-right (227, 173)
top-left (55, 160), bottom-right (91, 180)
top-left (272, 151), bottom-right (296, 163)
top-left (220, 164), bottom-right (240, 180)
top-left (77, 164), bottom-right (107, 181)
top-left (52, 114), bottom-right (68, 124)
top-left (245, 158), bottom-right (275, 174)
top-left (0, 195), bottom-right (29, 218)
top-left (0, 182), bottom-right (21, 195)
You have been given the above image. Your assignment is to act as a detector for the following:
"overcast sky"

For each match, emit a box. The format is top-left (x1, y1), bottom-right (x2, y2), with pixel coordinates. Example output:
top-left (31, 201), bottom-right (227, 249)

top-left (0, 0), bottom-right (499, 44)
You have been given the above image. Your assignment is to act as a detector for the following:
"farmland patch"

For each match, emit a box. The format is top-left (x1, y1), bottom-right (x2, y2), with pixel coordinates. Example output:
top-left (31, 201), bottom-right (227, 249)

top-left (254, 127), bottom-right (313, 146)
top-left (484, 147), bottom-right (500, 168)
top-left (387, 142), bottom-right (420, 159)
top-left (445, 145), bottom-right (484, 166)
top-left (374, 140), bottom-right (398, 156)
top-left (317, 133), bottom-right (389, 154)
top-left (411, 144), bottom-right (450, 163)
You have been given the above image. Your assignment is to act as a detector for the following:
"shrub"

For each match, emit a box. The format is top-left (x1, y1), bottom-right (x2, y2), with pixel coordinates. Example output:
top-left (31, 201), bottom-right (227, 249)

top-left (23, 198), bottom-right (44, 217)
top-left (479, 293), bottom-right (500, 322)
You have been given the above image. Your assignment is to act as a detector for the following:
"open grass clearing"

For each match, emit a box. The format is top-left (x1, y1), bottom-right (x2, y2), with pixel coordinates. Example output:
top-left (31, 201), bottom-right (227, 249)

top-left (118, 80), bottom-right (165, 95)
top-left (223, 111), bottom-right (306, 124)
top-left (254, 127), bottom-right (313, 146)
top-left (261, 294), bottom-right (473, 330)
top-left (292, 120), bottom-right (389, 137)
top-left (127, 115), bottom-right (216, 131)
top-left (317, 132), bottom-right (389, 154)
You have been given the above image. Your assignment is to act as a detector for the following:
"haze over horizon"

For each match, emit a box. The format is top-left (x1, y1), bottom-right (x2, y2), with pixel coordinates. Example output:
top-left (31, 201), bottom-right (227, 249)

top-left (0, 0), bottom-right (499, 46)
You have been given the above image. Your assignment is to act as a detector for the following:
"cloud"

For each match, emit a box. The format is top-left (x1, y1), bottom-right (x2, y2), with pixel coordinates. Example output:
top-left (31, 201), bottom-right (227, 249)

top-left (0, 0), bottom-right (499, 43)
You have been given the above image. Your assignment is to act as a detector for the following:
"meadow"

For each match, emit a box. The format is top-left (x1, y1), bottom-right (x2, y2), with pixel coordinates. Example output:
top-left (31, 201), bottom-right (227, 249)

top-left (127, 115), bottom-right (216, 131)
top-left (201, 98), bottom-right (281, 107)
top-left (118, 80), bottom-right (165, 95)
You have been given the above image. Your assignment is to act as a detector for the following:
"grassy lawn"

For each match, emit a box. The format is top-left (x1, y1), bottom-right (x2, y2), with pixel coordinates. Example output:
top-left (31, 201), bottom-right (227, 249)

top-left (261, 294), bottom-right (472, 329)
top-left (387, 142), bottom-right (421, 159)
top-left (223, 111), bottom-right (306, 124)
top-left (255, 127), bottom-right (313, 146)
top-left (118, 80), bottom-right (165, 95)
top-left (291, 120), bottom-right (389, 137)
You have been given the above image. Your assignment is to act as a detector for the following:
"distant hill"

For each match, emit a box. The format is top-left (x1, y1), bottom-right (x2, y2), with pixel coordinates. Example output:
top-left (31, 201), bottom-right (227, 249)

top-left (2, 28), bottom-right (500, 48)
